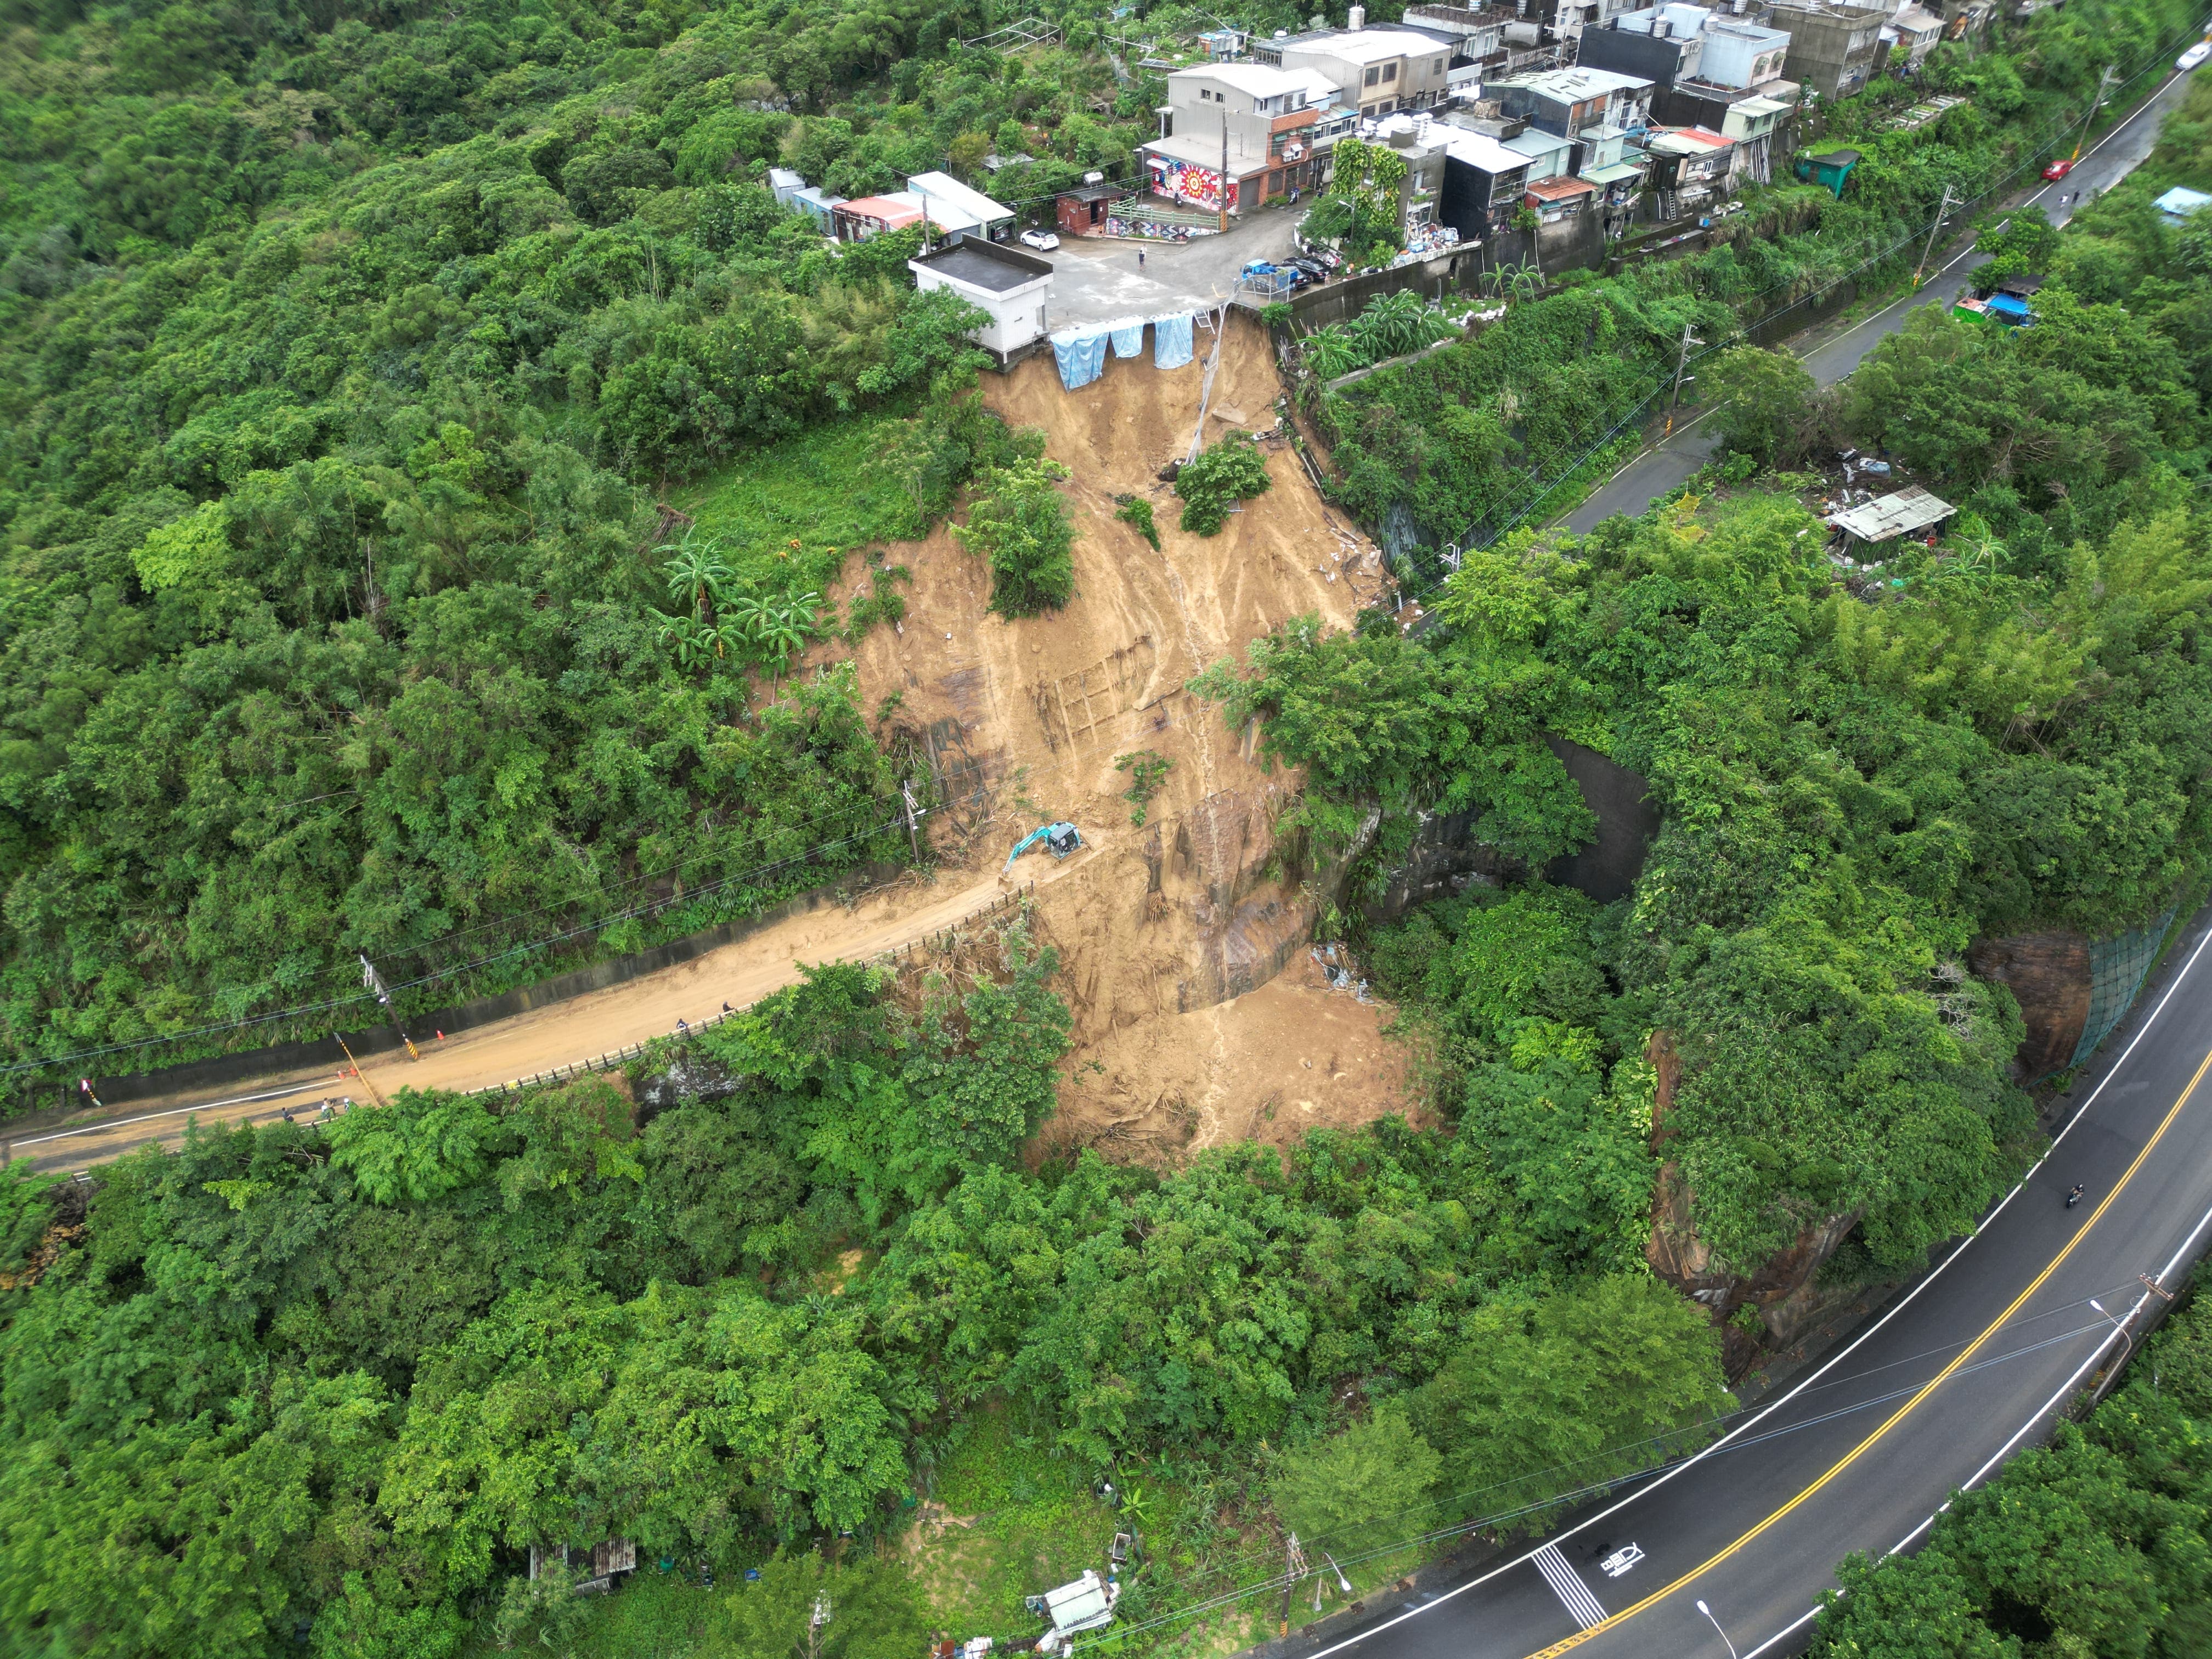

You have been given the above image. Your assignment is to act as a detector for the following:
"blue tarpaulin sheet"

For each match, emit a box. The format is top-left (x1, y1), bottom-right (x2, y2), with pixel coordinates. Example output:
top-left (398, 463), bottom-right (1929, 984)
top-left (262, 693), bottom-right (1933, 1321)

top-left (1152, 312), bottom-right (1194, 370)
top-left (1051, 329), bottom-right (1110, 391)
top-left (1109, 317), bottom-right (1147, 358)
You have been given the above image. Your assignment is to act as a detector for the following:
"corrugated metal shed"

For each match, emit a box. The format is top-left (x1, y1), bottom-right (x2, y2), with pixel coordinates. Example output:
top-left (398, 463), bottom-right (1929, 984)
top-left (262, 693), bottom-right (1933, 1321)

top-left (1828, 484), bottom-right (1954, 544)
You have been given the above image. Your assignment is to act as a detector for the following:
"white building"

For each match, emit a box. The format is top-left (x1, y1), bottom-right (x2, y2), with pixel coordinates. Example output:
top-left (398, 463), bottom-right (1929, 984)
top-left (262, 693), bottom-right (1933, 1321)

top-left (908, 238), bottom-right (1054, 368)
top-left (902, 172), bottom-right (1018, 241)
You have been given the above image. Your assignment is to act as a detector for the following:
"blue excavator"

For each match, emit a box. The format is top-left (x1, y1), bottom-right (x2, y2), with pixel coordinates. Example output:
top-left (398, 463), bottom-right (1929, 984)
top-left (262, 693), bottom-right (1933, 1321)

top-left (1003, 821), bottom-right (1083, 879)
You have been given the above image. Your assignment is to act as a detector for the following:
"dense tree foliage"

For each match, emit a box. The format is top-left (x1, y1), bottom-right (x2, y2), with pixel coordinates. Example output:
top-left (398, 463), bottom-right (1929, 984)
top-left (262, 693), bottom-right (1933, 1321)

top-left (0, 0), bottom-right (1139, 1093)
top-left (0, 917), bottom-right (1734, 1656)
top-left (1812, 1283), bottom-right (2212, 1657)
top-left (1202, 472), bottom-right (2212, 1271)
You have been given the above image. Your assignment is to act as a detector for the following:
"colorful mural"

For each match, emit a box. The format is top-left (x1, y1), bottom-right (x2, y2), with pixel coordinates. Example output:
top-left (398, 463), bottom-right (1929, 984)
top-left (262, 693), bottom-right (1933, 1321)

top-left (1148, 155), bottom-right (1224, 213)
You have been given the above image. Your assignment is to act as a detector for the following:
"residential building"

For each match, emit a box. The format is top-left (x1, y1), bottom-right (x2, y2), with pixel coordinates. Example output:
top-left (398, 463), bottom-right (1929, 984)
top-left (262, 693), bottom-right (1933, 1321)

top-left (1937, 0), bottom-right (1999, 42)
top-left (904, 172), bottom-right (1018, 242)
top-left (788, 185), bottom-right (844, 230)
top-left (1365, 111), bottom-right (1459, 242)
top-left (832, 195), bottom-right (925, 241)
top-left (1700, 16), bottom-right (1793, 88)
top-left (1575, 5), bottom-right (1712, 87)
top-left (907, 239), bottom-right (1053, 368)
top-left (1526, 173), bottom-right (1600, 221)
top-left (1533, 0), bottom-right (1655, 47)
top-left (1767, 2), bottom-right (1888, 99)
top-left (1402, 3), bottom-right (1516, 72)
top-left (1144, 62), bottom-right (1322, 210)
top-left (1641, 125), bottom-right (1736, 219)
top-left (1437, 125), bottom-right (1533, 236)
top-left (1657, 85), bottom-right (1793, 180)
top-left (1278, 25), bottom-right (1461, 119)
top-left (1577, 122), bottom-right (1652, 231)
top-left (768, 167), bottom-right (806, 206)
top-left (1488, 65), bottom-right (1657, 136)
top-left (1505, 123), bottom-right (1577, 182)
top-left (1882, 3), bottom-right (1944, 68)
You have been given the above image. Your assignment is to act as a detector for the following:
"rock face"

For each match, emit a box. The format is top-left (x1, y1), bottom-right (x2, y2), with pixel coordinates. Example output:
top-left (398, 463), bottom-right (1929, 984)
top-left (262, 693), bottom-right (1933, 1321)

top-left (1358, 737), bottom-right (1662, 926)
top-left (1641, 1029), bottom-right (1863, 1379)
top-left (1967, 930), bottom-right (2092, 1083)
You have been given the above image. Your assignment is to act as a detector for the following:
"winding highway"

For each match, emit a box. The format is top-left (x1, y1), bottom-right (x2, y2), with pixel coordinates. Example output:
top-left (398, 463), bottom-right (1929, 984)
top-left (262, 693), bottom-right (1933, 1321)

top-left (1276, 69), bottom-right (2212, 1659)
top-left (1280, 901), bottom-right (2212, 1658)
top-left (1562, 59), bottom-right (2199, 533)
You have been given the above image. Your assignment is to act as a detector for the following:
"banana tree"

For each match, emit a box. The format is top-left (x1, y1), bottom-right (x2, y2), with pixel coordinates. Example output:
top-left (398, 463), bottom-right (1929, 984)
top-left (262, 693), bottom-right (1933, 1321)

top-left (659, 532), bottom-right (735, 624)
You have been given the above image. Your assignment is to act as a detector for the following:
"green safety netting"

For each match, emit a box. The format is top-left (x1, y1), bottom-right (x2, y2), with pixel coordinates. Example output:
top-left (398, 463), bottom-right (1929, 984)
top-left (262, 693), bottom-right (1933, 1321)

top-left (2072, 908), bottom-right (2177, 1069)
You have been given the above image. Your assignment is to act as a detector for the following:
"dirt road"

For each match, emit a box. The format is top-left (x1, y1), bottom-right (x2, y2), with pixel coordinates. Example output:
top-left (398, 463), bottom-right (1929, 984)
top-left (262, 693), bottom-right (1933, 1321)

top-left (14, 841), bottom-right (1102, 1175)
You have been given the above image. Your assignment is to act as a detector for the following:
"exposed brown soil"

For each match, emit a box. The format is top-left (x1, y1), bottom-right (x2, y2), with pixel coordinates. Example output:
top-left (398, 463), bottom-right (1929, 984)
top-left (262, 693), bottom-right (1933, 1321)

top-left (32, 313), bottom-right (1415, 1174)
top-left (819, 311), bottom-right (1413, 1162)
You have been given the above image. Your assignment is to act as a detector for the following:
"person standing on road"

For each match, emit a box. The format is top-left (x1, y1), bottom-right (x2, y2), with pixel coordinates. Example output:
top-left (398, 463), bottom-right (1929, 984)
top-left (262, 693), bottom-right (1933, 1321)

top-left (1138, 247), bottom-right (1146, 269)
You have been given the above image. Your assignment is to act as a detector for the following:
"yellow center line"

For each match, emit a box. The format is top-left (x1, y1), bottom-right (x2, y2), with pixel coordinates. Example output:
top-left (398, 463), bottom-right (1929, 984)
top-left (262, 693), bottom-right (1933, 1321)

top-left (1525, 1039), bottom-right (2212, 1659)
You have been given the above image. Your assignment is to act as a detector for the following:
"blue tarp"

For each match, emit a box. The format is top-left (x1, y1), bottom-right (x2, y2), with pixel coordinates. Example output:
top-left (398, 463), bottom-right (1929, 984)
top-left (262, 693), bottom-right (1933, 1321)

top-left (1109, 317), bottom-right (1148, 358)
top-left (1986, 292), bottom-right (2031, 320)
top-left (1051, 328), bottom-right (1110, 391)
top-left (1152, 312), bottom-right (1194, 370)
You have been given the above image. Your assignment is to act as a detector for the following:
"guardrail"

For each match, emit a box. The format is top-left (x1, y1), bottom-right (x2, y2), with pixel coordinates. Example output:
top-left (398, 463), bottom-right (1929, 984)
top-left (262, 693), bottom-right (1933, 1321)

top-left (466, 882), bottom-right (1038, 1099)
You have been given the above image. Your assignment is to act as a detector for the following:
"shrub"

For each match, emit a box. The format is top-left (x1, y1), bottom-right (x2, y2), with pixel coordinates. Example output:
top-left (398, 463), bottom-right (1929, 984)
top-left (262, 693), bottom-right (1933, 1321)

top-left (1175, 430), bottom-right (1273, 535)
top-left (953, 456), bottom-right (1076, 616)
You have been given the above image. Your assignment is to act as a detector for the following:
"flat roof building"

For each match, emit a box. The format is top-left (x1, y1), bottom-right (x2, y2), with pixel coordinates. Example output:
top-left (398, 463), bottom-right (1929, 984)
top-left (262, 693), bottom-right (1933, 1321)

top-left (908, 238), bottom-right (1054, 368)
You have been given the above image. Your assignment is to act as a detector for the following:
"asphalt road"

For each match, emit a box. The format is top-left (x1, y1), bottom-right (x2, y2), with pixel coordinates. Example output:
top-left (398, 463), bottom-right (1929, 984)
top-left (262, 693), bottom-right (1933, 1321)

top-left (1286, 901), bottom-right (2212, 1659)
top-left (1559, 64), bottom-right (2196, 534)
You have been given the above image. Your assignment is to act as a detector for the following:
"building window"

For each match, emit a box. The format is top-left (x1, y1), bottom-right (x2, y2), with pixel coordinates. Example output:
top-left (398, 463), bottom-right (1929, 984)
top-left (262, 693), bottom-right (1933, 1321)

top-left (1361, 102), bottom-right (1376, 116)
top-left (1364, 65), bottom-right (1381, 85)
top-left (1383, 61), bottom-right (1398, 81)
top-left (1378, 99), bottom-right (1394, 114)
top-left (1434, 58), bottom-right (1444, 71)
top-left (1268, 170), bottom-right (1284, 193)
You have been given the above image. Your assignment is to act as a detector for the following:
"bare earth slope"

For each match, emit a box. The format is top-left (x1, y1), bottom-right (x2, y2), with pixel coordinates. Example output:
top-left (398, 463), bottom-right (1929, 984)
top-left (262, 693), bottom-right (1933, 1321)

top-left (25, 313), bottom-right (1416, 1173)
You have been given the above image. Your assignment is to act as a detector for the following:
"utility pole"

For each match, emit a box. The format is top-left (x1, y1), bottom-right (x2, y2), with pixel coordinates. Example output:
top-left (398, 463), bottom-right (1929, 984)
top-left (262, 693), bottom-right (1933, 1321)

top-left (1911, 182), bottom-right (1954, 289)
top-left (1219, 112), bottom-right (1231, 234)
top-left (1278, 1533), bottom-right (1308, 1637)
top-left (900, 779), bottom-right (922, 860)
top-left (1663, 319), bottom-right (1704, 437)
top-left (2070, 64), bottom-right (2117, 161)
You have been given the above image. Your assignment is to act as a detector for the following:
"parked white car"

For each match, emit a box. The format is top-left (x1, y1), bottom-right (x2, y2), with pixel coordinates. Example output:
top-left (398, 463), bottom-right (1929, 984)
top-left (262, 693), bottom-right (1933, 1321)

top-left (1020, 228), bottom-right (1061, 251)
top-left (2180, 38), bottom-right (2210, 70)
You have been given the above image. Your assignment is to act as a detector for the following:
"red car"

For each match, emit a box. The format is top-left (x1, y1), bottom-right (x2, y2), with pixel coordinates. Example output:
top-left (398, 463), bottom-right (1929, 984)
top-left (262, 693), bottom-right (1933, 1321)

top-left (2042, 157), bottom-right (2075, 180)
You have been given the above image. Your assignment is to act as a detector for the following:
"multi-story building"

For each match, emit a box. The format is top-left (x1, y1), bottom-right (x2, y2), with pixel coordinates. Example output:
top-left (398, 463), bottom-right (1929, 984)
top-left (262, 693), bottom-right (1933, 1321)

top-left (1643, 125), bottom-right (1736, 219)
top-left (1487, 65), bottom-right (1658, 136)
top-left (1142, 63), bottom-right (1322, 213)
top-left (1437, 125), bottom-right (1534, 237)
top-left (1531, 0), bottom-right (1656, 47)
top-left (1275, 22), bottom-right (1462, 119)
top-left (1580, 7), bottom-right (1798, 180)
top-left (1881, 3), bottom-right (1945, 69)
top-left (1401, 3), bottom-right (1516, 74)
top-left (1765, 1), bottom-right (1888, 99)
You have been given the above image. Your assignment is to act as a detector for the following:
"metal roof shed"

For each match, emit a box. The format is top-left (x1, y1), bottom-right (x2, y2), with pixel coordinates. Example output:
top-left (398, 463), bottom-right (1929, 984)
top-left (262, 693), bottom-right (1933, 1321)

top-left (1828, 484), bottom-right (1954, 548)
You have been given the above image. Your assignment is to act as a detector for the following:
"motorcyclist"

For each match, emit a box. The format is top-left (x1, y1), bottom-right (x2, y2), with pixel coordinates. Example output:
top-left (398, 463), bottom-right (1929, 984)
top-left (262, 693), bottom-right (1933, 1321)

top-left (2066, 1183), bottom-right (2085, 1209)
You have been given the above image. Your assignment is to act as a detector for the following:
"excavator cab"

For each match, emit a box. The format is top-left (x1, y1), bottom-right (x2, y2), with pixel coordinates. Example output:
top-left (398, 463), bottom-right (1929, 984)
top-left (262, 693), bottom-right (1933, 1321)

top-left (1003, 821), bottom-right (1084, 879)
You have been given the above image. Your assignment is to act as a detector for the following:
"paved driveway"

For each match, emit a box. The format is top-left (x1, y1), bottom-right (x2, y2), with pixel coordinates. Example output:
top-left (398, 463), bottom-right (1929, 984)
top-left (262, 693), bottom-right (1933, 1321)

top-left (1042, 203), bottom-right (1303, 330)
